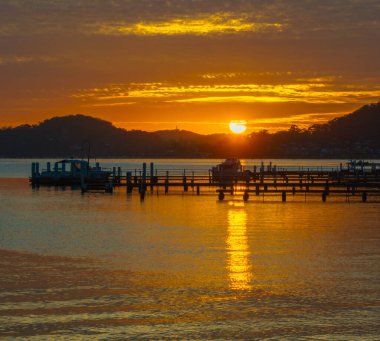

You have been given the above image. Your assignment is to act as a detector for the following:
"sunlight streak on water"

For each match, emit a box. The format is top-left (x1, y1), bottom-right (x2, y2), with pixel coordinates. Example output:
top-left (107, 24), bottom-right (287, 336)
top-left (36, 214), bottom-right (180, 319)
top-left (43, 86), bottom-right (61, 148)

top-left (227, 203), bottom-right (252, 291)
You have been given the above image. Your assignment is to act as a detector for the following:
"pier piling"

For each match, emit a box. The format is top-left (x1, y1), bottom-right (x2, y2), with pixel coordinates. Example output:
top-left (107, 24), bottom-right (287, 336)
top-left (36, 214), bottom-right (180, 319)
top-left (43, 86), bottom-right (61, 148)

top-left (243, 191), bottom-right (249, 202)
top-left (126, 172), bottom-right (132, 194)
top-left (282, 191), bottom-right (286, 202)
top-left (218, 191), bottom-right (225, 201)
top-left (362, 191), bottom-right (367, 202)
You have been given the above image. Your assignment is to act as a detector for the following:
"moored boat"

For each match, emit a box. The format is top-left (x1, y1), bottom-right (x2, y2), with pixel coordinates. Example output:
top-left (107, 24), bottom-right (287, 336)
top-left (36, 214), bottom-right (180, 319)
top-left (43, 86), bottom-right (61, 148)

top-left (30, 159), bottom-right (112, 186)
top-left (211, 158), bottom-right (251, 182)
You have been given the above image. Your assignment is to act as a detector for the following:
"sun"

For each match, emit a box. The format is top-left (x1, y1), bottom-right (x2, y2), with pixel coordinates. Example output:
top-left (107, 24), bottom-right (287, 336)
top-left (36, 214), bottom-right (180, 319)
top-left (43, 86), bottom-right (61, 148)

top-left (229, 120), bottom-right (247, 134)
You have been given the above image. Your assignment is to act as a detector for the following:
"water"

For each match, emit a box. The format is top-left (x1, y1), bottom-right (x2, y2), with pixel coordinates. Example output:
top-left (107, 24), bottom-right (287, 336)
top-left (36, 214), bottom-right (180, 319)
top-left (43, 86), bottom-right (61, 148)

top-left (0, 160), bottom-right (380, 339)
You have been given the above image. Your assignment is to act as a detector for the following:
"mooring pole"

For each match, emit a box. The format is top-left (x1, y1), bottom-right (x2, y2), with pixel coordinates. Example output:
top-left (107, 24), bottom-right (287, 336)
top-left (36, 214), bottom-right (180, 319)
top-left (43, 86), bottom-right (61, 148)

top-left (117, 167), bottom-right (121, 185)
top-left (150, 162), bottom-right (154, 192)
top-left (80, 160), bottom-right (86, 193)
top-left (112, 167), bottom-right (116, 183)
top-left (183, 175), bottom-right (188, 192)
top-left (282, 191), bottom-right (286, 202)
top-left (31, 162), bottom-right (36, 186)
top-left (139, 163), bottom-right (147, 201)
top-left (126, 171), bottom-right (132, 194)
top-left (362, 191), bottom-right (367, 202)
top-left (142, 163), bottom-right (147, 193)
top-left (165, 171), bottom-right (169, 194)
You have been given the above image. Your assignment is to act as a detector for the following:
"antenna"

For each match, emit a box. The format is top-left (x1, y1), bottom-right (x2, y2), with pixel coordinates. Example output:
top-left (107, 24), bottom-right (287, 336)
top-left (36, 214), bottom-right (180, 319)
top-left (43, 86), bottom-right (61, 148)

top-left (81, 140), bottom-right (91, 166)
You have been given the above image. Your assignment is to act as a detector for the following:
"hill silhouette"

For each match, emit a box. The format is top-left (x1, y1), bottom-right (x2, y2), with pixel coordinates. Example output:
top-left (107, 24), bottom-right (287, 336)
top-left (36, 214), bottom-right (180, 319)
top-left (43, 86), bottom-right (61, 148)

top-left (0, 102), bottom-right (379, 158)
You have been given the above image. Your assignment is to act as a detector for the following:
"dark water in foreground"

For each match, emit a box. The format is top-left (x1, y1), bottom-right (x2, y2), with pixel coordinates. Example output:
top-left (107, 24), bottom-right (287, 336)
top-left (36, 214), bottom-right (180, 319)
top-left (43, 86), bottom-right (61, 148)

top-left (0, 169), bottom-right (380, 338)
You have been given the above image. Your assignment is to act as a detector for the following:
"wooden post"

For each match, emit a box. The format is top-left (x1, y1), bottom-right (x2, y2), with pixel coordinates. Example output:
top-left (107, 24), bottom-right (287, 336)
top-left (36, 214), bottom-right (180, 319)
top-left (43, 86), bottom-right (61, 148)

top-left (165, 171), bottom-right (169, 194)
top-left (117, 167), bottom-right (121, 185)
top-left (80, 160), bottom-right (86, 193)
top-left (322, 191), bottom-right (327, 202)
top-left (362, 192), bottom-right (367, 202)
top-left (150, 162), bottom-right (154, 191)
top-left (126, 171), bottom-right (132, 194)
top-left (31, 162), bottom-right (36, 186)
top-left (183, 176), bottom-right (188, 192)
top-left (243, 191), bottom-right (249, 202)
top-left (112, 167), bottom-right (116, 183)
top-left (282, 191), bottom-right (286, 202)
top-left (141, 163), bottom-right (147, 194)
top-left (196, 185), bottom-right (200, 195)
top-left (218, 191), bottom-right (225, 201)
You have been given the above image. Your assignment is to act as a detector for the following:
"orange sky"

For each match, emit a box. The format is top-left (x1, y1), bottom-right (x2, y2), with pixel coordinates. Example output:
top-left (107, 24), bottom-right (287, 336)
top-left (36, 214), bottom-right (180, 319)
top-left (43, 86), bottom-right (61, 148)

top-left (0, 1), bottom-right (379, 134)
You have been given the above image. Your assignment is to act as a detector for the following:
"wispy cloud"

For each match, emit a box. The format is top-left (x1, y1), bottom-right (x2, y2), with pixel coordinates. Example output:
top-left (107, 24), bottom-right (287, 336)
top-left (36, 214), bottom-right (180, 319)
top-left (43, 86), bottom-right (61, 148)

top-left (81, 101), bottom-right (137, 108)
top-left (88, 13), bottom-right (283, 36)
top-left (73, 81), bottom-right (380, 105)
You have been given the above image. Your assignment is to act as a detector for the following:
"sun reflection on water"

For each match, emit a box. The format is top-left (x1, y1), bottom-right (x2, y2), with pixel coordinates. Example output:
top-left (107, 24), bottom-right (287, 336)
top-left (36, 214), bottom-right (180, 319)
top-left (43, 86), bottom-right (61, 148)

top-left (226, 203), bottom-right (252, 290)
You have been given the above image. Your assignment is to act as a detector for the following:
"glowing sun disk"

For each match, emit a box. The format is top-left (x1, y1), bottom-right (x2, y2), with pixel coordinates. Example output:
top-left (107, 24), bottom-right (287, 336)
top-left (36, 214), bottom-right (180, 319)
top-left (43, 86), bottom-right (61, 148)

top-left (229, 120), bottom-right (247, 134)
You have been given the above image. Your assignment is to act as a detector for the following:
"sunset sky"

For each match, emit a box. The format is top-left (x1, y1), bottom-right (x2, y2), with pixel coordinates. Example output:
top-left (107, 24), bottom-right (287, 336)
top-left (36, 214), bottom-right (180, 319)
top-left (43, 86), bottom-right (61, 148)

top-left (1, 0), bottom-right (379, 134)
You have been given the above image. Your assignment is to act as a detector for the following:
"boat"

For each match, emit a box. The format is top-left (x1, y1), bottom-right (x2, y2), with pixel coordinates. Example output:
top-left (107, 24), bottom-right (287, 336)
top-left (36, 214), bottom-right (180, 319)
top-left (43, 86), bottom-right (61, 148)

top-left (30, 159), bottom-right (112, 186)
top-left (211, 158), bottom-right (251, 182)
top-left (347, 160), bottom-right (380, 173)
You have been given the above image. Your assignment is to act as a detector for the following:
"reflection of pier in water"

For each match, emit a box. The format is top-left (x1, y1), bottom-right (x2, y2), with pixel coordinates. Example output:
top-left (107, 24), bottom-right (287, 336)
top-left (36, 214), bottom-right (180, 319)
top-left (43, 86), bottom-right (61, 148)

top-left (227, 204), bottom-right (252, 290)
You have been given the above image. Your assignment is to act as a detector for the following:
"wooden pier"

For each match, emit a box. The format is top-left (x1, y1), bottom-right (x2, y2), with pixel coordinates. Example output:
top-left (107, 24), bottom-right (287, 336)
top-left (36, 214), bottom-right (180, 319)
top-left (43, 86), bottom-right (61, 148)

top-left (30, 160), bottom-right (380, 202)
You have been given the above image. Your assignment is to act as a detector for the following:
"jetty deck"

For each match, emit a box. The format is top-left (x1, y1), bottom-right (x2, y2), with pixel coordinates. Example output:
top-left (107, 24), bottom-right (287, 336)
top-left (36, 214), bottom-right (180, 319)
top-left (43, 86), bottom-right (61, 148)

top-left (30, 161), bottom-right (380, 202)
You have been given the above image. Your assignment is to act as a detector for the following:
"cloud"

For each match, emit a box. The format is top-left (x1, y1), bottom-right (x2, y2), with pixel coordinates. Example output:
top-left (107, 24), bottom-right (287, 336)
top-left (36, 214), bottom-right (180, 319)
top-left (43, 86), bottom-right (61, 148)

top-left (88, 13), bottom-right (283, 36)
top-left (73, 81), bottom-right (380, 106)
top-left (2, 0), bottom-right (378, 39)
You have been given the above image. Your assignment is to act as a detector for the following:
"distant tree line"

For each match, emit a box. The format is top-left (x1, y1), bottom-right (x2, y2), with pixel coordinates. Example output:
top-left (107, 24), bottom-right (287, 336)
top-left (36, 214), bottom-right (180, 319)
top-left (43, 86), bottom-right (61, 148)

top-left (1, 102), bottom-right (379, 158)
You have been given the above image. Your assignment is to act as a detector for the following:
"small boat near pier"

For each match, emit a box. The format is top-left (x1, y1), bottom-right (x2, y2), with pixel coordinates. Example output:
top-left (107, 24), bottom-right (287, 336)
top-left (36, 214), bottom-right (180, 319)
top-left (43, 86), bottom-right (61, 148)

top-left (30, 159), bottom-right (113, 191)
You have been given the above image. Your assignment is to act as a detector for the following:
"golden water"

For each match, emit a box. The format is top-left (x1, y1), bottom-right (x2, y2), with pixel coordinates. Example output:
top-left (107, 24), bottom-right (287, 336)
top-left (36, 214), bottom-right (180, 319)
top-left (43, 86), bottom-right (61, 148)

top-left (0, 176), bottom-right (379, 339)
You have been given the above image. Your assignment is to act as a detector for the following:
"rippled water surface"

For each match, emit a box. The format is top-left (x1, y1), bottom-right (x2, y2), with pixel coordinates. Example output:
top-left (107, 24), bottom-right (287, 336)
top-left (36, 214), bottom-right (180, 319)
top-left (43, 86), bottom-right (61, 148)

top-left (0, 160), bottom-right (380, 339)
